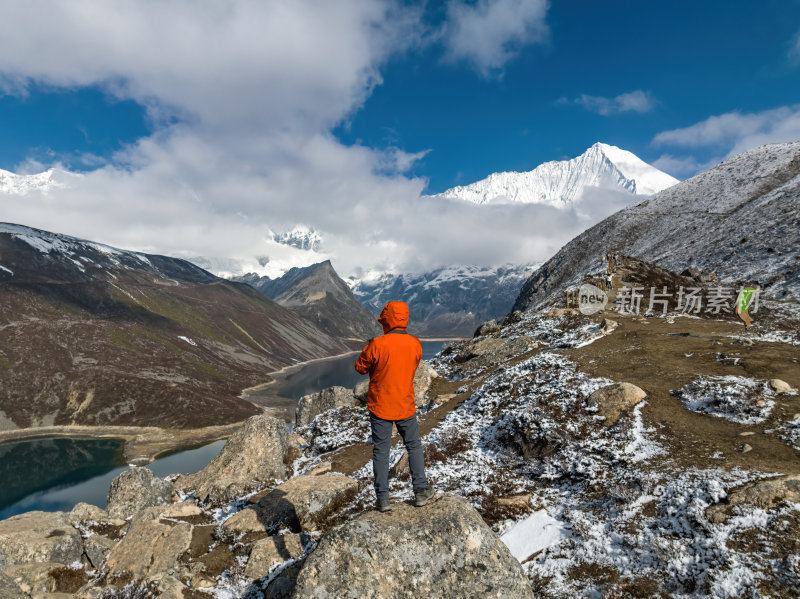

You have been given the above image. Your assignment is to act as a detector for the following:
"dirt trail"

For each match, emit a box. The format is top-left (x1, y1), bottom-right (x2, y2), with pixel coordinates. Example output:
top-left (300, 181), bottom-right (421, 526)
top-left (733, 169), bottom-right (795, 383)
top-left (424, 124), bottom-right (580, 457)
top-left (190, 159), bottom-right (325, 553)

top-left (566, 315), bottom-right (800, 475)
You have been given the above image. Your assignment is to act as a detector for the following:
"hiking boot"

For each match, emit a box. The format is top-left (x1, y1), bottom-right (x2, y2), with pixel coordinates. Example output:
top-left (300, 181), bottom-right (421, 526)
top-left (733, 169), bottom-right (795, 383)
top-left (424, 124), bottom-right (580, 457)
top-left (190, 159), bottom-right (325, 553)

top-left (376, 498), bottom-right (392, 512)
top-left (413, 487), bottom-right (435, 507)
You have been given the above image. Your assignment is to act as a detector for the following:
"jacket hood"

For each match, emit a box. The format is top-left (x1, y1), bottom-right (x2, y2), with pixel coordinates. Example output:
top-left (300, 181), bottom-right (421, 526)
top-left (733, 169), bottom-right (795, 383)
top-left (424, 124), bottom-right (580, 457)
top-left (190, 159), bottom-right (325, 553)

top-left (378, 301), bottom-right (409, 333)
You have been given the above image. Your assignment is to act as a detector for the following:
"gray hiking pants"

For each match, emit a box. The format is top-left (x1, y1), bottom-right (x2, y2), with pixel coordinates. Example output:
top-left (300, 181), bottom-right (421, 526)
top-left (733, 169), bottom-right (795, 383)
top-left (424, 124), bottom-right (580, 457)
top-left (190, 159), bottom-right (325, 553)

top-left (369, 412), bottom-right (427, 500)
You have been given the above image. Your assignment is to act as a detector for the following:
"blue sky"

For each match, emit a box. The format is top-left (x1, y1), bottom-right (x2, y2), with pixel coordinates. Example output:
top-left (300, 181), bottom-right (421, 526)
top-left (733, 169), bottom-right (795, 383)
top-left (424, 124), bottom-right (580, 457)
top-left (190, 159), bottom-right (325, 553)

top-left (337, 1), bottom-right (800, 191)
top-left (3, 1), bottom-right (798, 191)
top-left (1, 0), bottom-right (799, 275)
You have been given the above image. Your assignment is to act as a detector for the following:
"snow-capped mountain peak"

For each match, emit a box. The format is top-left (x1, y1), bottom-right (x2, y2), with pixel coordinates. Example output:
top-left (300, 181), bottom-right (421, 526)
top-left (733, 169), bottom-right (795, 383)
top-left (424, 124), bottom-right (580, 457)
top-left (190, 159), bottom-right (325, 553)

top-left (436, 142), bottom-right (678, 207)
top-left (271, 225), bottom-right (322, 252)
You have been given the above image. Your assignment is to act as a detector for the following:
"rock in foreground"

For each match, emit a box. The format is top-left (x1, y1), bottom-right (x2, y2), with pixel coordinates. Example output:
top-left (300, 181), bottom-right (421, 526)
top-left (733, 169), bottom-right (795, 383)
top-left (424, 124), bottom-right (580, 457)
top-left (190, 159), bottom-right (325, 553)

top-left (0, 572), bottom-right (28, 599)
top-left (707, 474), bottom-right (800, 522)
top-left (104, 509), bottom-right (193, 582)
top-left (296, 386), bottom-right (356, 426)
top-left (586, 382), bottom-right (647, 426)
top-left (176, 415), bottom-right (289, 502)
top-left (0, 511), bottom-right (83, 569)
top-left (292, 494), bottom-right (534, 599)
top-left (224, 473), bottom-right (357, 533)
top-left (106, 467), bottom-right (174, 518)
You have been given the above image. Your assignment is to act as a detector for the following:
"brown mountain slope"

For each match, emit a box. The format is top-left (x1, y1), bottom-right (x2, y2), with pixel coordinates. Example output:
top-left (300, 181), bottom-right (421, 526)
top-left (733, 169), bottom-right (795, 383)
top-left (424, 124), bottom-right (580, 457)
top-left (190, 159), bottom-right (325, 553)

top-left (0, 224), bottom-right (349, 430)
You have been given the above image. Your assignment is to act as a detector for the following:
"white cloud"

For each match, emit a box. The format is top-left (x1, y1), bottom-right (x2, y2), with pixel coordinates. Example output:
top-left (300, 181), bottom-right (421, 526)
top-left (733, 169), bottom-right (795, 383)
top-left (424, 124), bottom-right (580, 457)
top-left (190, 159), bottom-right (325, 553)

top-left (650, 154), bottom-right (720, 179)
top-left (790, 29), bottom-right (800, 61)
top-left (649, 105), bottom-right (800, 177)
top-left (0, 0), bottom-right (624, 281)
top-left (561, 90), bottom-right (656, 116)
top-left (653, 105), bottom-right (800, 155)
top-left (441, 0), bottom-right (549, 76)
top-left (0, 1), bottom-right (421, 135)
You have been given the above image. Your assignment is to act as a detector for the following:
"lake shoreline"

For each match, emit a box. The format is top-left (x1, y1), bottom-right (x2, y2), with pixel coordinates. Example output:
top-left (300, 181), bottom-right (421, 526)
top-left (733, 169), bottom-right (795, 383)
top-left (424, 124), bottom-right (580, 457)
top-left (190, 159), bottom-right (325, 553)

top-left (0, 340), bottom-right (456, 465)
top-left (239, 349), bottom-right (361, 398)
top-left (0, 422), bottom-right (243, 466)
top-left (0, 347), bottom-right (368, 464)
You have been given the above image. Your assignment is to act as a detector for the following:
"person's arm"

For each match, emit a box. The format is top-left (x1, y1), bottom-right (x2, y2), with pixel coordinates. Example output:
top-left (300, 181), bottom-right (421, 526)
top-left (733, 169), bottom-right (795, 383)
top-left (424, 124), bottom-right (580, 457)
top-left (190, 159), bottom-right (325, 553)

top-left (354, 340), bottom-right (375, 375)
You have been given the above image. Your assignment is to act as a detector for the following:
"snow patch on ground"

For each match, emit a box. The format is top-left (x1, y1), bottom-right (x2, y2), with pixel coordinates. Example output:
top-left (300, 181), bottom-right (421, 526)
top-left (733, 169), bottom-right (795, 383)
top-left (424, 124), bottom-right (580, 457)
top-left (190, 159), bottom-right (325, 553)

top-left (178, 335), bottom-right (197, 346)
top-left (671, 376), bottom-right (775, 424)
top-left (0, 264), bottom-right (12, 275)
top-left (777, 415), bottom-right (800, 451)
top-left (501, 509), bottom-right (567, 562)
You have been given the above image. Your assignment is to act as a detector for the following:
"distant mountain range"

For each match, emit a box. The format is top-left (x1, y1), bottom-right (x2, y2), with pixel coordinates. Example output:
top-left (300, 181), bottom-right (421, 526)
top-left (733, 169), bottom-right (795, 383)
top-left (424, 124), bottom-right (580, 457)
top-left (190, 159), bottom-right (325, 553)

top-left (0, 143), bottom-right (680, 342)
top-left (348, 264), bottom-right (536, 337)
top-left (0, 224), bottom-right (350, 431)
top-left (434, 142), bottom-right (678, 206)
top-left (234, 261), bottom-right (381, 340)
top-left (513, 142), bottom-right (800, 312)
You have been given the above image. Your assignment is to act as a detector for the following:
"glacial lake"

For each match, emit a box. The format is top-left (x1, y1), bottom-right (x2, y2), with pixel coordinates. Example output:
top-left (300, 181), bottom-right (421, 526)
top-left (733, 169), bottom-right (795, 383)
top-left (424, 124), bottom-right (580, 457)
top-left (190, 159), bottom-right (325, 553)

top-left (0, 338), bottom-right (454, 518)
top-left (0, 438), bottom-right (226, 519)
top-left (270, 339), bottom-right (450, 400)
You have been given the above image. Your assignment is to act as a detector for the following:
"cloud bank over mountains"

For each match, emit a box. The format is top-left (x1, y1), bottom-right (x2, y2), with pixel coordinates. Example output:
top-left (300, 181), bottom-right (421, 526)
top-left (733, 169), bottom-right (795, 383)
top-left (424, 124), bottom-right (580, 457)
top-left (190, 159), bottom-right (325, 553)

top-left (652, 104), bottom-right (800, 177)
top-left (1, 1), bottom-right (796, 278)
top-left (0, 0), bottom-right (614, 278)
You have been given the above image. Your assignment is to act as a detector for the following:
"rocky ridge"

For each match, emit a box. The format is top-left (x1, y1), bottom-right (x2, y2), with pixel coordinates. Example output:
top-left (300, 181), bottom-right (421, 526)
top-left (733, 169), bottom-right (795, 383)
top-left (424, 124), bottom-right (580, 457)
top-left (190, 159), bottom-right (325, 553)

top-left (1, 277), bottom-right (799, 597)
top-left (235, 260), bottom-right (381, 341)
top-left (514, 141), bottom-right (800, 313)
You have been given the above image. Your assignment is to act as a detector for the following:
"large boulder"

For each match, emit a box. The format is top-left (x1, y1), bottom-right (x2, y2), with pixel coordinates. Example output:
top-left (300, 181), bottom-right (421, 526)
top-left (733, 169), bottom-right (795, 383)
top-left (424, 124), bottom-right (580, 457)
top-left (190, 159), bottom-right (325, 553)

top-left (451, 337), bottom-right (538, 373)
top-left (0, 572), bottom-right (28, 599)
top-left (296, 386), bottom-right (356, 426)
top-left (707, 474), bottom-right (800, 523)
top-left (176, 415), bottom-right (289, 502)
top-left (586, 383), bottom-right (647, 426)
top-left (106, 467), bottom-right (174, 519)
top-left (473, 319), bottom-right (502, 337)
top-left (353, 379), bottom-right (369, 404)
top-left (0, 511), bottom-right (83, 569)
top-left (67, 502), bottom-right (110, 525)
top-left (223, 473), bottom-right (357, 534)
top-left (83, 533), bottom-right (117, 570)
top-left (291, 494), bottom-right (534, 599)
top-left (413, 361), bottom-right (438, 408)
top-left (103, 511), bottom-right (193, 582)
top-left (244, 534), bottom-right (306, 579)
top-left (770, 378), bottom-right (798, 394)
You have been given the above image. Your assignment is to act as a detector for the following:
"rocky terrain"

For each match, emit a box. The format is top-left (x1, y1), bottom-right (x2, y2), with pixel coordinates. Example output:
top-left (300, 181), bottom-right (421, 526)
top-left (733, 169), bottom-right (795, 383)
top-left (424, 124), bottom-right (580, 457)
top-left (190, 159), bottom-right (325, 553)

top-left (0, 224), bottom-right (350, 432)
top-left (234, 261), bottom-right (380, 341)
top-left (2, 267), bottom-right (797, 597)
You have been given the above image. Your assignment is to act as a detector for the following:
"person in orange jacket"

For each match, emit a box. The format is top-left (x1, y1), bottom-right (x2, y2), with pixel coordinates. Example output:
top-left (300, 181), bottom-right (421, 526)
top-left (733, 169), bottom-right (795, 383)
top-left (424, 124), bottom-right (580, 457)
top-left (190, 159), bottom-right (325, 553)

top-left (355, 301), bottom-right (434, 512)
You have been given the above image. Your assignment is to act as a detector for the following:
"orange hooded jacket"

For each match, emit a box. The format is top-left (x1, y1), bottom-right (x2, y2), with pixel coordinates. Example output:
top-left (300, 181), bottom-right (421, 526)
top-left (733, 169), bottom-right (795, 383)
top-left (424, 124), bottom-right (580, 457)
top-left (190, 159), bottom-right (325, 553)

top-left (354, 301), bottom-right (422, 421)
